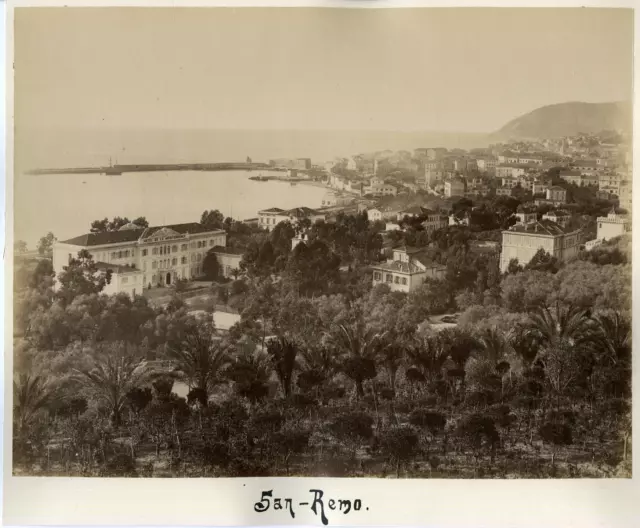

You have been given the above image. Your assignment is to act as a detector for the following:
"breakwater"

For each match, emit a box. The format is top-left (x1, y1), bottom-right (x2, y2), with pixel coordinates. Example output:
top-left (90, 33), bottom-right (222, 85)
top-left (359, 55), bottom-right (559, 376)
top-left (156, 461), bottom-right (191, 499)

top-left (25, 162), bottom-right (277, 176)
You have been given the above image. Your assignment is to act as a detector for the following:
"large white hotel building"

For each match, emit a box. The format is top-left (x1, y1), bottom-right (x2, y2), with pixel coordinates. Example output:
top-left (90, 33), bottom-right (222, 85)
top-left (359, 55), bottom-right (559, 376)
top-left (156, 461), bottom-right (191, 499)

top-left (52, 222), bottom-right (227, 297)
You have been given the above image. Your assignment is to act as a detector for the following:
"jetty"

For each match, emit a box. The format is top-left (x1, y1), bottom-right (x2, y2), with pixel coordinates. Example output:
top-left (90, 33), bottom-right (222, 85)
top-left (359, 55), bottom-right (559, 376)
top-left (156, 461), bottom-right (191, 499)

top-left (25, 162), bottom-right (273, 176)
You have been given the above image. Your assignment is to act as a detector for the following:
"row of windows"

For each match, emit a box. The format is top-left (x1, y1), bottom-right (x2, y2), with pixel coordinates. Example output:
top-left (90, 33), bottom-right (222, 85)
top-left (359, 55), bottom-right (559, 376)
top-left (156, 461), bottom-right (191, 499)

top-left (111, 250), bottom-right (133, 259)
top-left (146, 253), bottom-right (205, 270)
top-left (141, 239), bottom-right (219, 256)
top-left (373, 271), bottom-right (408, 286)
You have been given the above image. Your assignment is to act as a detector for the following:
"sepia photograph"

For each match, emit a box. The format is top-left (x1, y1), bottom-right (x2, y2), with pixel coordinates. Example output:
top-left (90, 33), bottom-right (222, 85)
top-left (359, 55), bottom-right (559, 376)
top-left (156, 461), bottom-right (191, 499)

top-left (8, 4), bottom-right (633, 484)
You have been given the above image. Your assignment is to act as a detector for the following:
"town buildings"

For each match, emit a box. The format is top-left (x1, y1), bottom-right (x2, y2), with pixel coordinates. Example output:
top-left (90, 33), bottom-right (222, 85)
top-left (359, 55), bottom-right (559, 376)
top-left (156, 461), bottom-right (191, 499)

top-left (371, 246), bottom-right (447, 293)
top-left (367, 207), bottom-right (399, 223)
top-left (210, 246), bottom-right (244, 278)
top-left (546, 186), bottom-right (567, 205)
top-left (269, 158), bottom-right (312, 170)
top-left (53, 222), bottom-right (228, 296)
top-left (444, 178), bottom-right (465, 198)
top-left (499, 220), bottom-right (581, 272)
top-left (257, 206), bottom-right (325, 231)
top-left (542, 210), bottom-right (571, 228)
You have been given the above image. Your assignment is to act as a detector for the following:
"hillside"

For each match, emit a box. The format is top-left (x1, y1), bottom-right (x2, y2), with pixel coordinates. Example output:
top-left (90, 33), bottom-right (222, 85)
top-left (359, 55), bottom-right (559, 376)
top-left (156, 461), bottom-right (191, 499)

top-left (493, 101), bottom-right (632, 140)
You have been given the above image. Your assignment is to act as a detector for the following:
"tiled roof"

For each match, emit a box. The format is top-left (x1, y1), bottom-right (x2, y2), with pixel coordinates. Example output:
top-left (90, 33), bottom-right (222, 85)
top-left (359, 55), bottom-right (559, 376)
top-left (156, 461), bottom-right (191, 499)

top-left (61, 223), bottom-right (223, 247)
top-left (548, 185), bottom-right (566, 191)
top-left (507, 219), bottom-right (570, 236)
top-left (372, 261), bottom-right (423, 274)
top-left (285, 207), bottom-right (322, 217)
top-left (259, 207), bottom-right (286, 214)
top-left (210, 245), bottom-right (245, 256)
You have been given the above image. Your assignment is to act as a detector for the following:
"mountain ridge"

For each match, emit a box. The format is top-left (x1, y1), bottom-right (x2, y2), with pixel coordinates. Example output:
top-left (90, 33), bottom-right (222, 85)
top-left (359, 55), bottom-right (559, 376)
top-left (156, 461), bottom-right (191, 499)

top-left (492, 101), bottom-right (632, 141)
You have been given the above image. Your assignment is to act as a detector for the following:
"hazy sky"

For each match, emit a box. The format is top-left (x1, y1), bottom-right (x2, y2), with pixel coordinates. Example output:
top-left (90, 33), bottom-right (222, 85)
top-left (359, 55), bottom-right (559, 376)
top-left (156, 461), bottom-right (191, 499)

top-left (15, 7), bottom-right (633, 133)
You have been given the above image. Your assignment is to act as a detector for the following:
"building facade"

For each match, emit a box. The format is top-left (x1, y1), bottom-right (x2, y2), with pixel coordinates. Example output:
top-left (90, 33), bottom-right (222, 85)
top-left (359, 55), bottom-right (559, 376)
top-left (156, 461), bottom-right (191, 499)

top-left (371, 246), bottom-right (447, 293)
top-left (53, 223), bottom-right (227, 295)
top-left (258, 206), bottom-right (325, 231)
top-left (499, 221), bottom-right (581, 272)
top-left (596, 210), bottom-right (631, 241)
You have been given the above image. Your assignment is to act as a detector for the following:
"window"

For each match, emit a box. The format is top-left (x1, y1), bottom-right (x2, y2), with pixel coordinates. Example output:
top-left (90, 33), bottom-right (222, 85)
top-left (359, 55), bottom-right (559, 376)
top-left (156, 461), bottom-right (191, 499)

top-left (172, 258), bottom-right (177, 266)
top-left (152, 261), bottom-right (157, 269)
top-left (172, 245), bottom-right (178, 252)
top-left (197, 254), bottom-right (202, 262)
top-left (190, 242), bottom-right (196, 249)
top-left (191, 254), bottom-right (196, 262)
top-left (209, 239), bottom-right (214, 246)
top-left (373, 272), bottom-right (381, 281)
top-left (401, 278), bottom-right (408, 285)
top-left (394, 276), bottom-right (400, 284)
top-left (181, 244), bottom-right (188, 251)
top-left (142, 249), bottom-right (148, 256)
top-left (152, 247), bottom-right (158, 255)
top-left (385, 274), bottom-right (392, 283)
top-left (181, 256), bottom-right (187, 264)
top-left (225, 265), bottom-right (232, 276)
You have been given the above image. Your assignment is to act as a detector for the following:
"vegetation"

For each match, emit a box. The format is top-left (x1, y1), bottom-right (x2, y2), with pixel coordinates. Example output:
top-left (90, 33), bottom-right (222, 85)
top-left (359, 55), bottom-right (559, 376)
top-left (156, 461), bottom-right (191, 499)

top-left (12, 220), bottom-right (632, 477)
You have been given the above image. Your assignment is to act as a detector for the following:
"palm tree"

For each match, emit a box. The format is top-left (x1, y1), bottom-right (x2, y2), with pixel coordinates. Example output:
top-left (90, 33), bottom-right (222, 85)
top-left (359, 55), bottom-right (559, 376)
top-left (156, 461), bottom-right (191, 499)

top-left (528, 302), bottom-right (593, 349)
top-left (166, 322), bottom-right (229, 406)
top-left (74, 343), bottom-right (149, 426)
top-left (297, 346), bottom-right (337, 398)
top-left (592, 310), bottom-right (631, 366)
top-left (13, 372), bottom-right (59, 434)
top-left (509, 325), bottom-right (543, 371)
top-left (226, 344), bottom-right (272, 403)
top-left (267, 336), bottom-right (299, 399)
top-left (328, 321), bottom-right (384, 398)
top-left (406, 334), bottom-right (449, 385)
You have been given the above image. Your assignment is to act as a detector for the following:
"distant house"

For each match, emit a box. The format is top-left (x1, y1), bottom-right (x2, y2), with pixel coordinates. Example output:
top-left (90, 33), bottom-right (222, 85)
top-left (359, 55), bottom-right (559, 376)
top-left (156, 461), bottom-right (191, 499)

top-left (559, 170), bottom-right (583, 186)
top-left (444, 178), bottom-right (465, 198)
top-left (546, 186), bottom-right (567, 204)
top-left (573, 159), bottom-right (598, 174)
top-left (496, 187), bottom-right (514, 197)
top-left (371, 246), bottom-right (447, 292)
top-left (532, 181), bottom-right (550, 195)
top-left (257, 206), bottom-right (325, 232)
top-left (596, 208), bottom-right (631, 241)
top-left (541, 210), bottom-right (571, 228)
top-left (369, 183), bottom-right (398, 197)
top-left (367, 207), bottom-right (399, 223)
top-left (210, 246), bottom-right (244, 278)
top-left (515, 211), bottom-right (538, 225)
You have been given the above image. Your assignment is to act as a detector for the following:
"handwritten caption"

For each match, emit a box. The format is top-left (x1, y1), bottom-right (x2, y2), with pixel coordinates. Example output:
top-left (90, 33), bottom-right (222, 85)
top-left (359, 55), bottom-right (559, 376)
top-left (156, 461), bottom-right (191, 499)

top-left (254, 489), bottom-right (368, 525)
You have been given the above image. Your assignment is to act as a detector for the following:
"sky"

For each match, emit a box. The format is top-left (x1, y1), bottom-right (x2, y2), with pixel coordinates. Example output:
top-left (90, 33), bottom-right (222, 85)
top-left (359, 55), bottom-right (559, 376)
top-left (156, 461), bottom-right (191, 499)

top-left (14, 7), bottom-right (634, 133)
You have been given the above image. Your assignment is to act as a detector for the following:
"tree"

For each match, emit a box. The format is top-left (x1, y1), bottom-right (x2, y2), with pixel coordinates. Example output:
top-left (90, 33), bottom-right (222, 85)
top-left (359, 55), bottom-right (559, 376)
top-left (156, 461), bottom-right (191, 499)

top-left (14, 240), bottom-right (28, 254)
top-left (90, 216), bottom-right (148, 233)
top-left (528, 302), bottom-right (592, 350)
top-left (74, 343), bottom-right (150, 426)
top-left (524, 248), bottom-right (561, 274)
top-left (266, 337), bottom-right (299, 399)
top-left (329, 320), bottom-right (383, 398)
top-left (226, 344), bottom-right (272, 403)
top-left (56, 249), bottom-right (112, 305)
top-left (201, 209), bottom-right (225, 230)
top-left (378, 425), bottom-right (420, 477)
top-left (285, 239), bottom-right (341, 297)
top-left (37, 232), bottom-right (56, 255)
top-left (13, 372), bottom-right (59, 434)
top-left (202, 252), bottom-right (221, 281)
top-left (166, 321), bottom-right (228, 406)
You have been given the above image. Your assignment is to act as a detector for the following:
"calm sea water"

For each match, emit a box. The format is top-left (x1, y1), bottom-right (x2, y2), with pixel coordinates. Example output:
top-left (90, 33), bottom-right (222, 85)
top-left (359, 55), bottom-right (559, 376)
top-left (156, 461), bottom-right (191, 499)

top-left (14, 170), bottom-right (328, 248)
top-left (14, 127), bottom-right (489, 248)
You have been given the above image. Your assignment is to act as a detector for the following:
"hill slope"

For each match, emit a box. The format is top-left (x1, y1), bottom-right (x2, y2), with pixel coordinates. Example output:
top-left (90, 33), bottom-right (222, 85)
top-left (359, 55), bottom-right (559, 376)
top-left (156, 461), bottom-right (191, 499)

top-left (493, 101), bottom-right (631, 140)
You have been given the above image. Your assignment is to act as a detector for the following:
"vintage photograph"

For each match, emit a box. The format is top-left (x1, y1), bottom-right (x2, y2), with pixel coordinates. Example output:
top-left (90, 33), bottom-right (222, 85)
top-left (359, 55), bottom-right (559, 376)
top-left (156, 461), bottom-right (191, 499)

top-left (10, 6), bottom-right (632, 479)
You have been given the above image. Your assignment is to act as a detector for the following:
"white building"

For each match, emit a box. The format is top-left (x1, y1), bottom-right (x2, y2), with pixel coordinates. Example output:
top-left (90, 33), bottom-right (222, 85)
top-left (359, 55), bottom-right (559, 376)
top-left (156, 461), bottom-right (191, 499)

top-left (500, 220), bottom-right (581, 272)
top-left (367, 207), bottom-right (399, 223)
top-left (53, 222), bottom-right (227, 295)
top-left (542, 210), bottom-right (571, 228)
top-left (371, 246), bottom-right (447, 293)
top-left (596, 209), bottom-right (631, 241)
top-left (258, 206), bottom-right (325, 232)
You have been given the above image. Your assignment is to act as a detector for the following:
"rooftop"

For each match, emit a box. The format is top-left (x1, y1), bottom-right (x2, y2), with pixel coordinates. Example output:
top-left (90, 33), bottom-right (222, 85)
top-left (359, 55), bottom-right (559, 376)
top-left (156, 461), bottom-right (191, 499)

top-left (61, 222), bottom-right (223, 247)
top-left (258, 207), bottom-right (286, 214)
top-left (506, 219), bottom-right (573, 236)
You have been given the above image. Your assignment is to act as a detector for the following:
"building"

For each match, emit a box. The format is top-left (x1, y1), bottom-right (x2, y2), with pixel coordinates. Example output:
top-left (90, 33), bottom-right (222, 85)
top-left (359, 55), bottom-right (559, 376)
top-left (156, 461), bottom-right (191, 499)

top-left (367, 207), bottom-right (399, 223)
top-left (53, 222), bottom-right (227, 295)
top-left (421, 209), bottom-right (449, 232)
top-left (210, 246), bottom-right (244, 278)
top-left (573, 160), bottom-right (598, 174)
top-left (369, 183), bottom-right (398, 197)
top-left (427, 148), bottom-right (448, 160)
top-left (398, 206), bottom-right (427, 219)
top-left (499, 220), bottom-right (581, 272)
top-left (496, 187), bottom-right (514, 197)
top-left (496, 164), bottom-right (529, 179)
top-left (476, 157), bottom-right (497, 173)
top-left (515, 211), bottom-right (538, 225)
top-left (321, 191), bottom-right (353, 207)
top-left (532, 181), bottom-right (550, 195)
top-left (546, 186), bottom-right (567, 204)
top-left (258, 206), bottom-right (325, 232)
top-left (596, 209), bottom-right (631, 241)
top-left (444, 178), bottom-right (465, 198)
top-left (269, 158), bottom-right (312, 170)
top-left (598, 172), bottom-right (623, 190)
top-left (619, 180), bottom-right (632, 211)
top-left (371, 246), bottom-right (447, 293)
top-left (559, 170), bottom-right (583, 186)
top-left (542, 210), bottom-right (571, 228)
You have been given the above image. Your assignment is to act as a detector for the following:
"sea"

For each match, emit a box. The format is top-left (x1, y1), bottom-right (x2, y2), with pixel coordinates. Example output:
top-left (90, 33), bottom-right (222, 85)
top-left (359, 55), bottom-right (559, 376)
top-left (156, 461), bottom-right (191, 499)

top-left (13, 127), bottom-right (489, 248)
